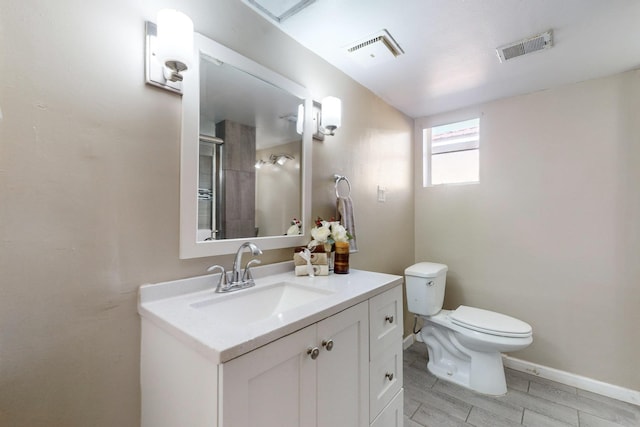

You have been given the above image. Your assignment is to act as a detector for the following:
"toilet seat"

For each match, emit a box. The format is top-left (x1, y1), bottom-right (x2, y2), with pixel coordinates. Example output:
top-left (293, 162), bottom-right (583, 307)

top-left (449, 306), bottom-right (532, 338)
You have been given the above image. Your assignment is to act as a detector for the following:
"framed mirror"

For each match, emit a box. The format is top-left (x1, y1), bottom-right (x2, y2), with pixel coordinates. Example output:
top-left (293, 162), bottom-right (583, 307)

top-left (180, 33), bottom-right (312, 258)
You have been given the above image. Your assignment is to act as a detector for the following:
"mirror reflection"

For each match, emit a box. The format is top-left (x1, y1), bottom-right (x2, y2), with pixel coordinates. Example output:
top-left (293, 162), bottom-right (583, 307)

top-left (197, 56), bottom-right (303, 241)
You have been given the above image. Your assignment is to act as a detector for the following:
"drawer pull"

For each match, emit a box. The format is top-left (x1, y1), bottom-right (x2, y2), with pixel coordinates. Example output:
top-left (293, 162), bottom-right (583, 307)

top-left (307, 347), bottom-right (320, 360)
top-left (385, 372), bottom-right (394, 381)
top-left (385, 315), bottom-right (394, 324)
top-left (322, 339), bottom-right (334, 351)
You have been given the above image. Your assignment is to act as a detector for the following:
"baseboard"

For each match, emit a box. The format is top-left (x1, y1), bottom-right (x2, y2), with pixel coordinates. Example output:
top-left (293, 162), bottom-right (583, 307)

top-left (503, 355), bottom-right (640, 406)
top-left (403, 334), bottom-right (415, 350)
top-left (407, 333), bottom-right (639, 406)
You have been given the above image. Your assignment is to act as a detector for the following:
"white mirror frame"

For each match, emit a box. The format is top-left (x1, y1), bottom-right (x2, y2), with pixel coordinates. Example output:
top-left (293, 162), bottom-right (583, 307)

top-left (180, 33), bottom-right (313, 258)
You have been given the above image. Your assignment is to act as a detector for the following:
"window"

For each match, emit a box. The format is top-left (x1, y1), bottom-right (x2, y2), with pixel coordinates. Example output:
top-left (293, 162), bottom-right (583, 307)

top-left (423, 118), bottom-right (480, 186)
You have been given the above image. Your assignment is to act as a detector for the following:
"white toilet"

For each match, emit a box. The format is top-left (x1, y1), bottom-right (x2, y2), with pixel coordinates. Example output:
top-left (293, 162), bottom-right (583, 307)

top-left (405, 262), bottom-right (533, 395)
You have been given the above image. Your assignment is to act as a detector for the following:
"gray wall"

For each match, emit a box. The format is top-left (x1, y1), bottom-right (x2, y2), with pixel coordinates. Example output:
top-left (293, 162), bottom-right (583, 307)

top-left (0, 0), bottom-right (414, 425)
top-left (217, 120), bottom-right (256, 239)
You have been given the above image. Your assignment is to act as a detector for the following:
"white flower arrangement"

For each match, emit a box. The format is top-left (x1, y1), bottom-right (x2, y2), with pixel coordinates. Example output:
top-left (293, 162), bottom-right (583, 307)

top-left (286, 218), bottom-right (302, 235)
top-left (308, 217), bottom-right (351, 250)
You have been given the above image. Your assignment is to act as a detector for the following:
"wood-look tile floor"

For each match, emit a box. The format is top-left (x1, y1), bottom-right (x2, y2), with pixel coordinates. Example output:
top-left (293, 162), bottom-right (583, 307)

top-left (403, 342), bottom-right (640, 427)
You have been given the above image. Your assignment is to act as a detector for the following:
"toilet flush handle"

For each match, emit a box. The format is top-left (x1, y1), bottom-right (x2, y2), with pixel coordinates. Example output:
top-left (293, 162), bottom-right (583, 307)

top-left (427, 280), bottom-right (434, 286)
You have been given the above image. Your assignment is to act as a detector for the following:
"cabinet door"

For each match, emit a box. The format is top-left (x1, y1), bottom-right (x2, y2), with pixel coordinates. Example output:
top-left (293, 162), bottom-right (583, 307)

top-left (316, 301), bottom-right (369, 427)
top-left (221, 325), bottom-right (317, 427)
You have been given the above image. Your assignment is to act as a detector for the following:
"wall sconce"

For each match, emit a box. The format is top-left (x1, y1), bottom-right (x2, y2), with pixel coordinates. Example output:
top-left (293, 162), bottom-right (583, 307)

top-left (145, 9), bottom-right (194, 94)
top-left (312, 96), bottom-right (342, 141)
top-left (255, 154), bottom-right (294, 168)
top-left (271, 154), bottom-right (294, 165)
top-left (296, 104), bottom-right (304, 135)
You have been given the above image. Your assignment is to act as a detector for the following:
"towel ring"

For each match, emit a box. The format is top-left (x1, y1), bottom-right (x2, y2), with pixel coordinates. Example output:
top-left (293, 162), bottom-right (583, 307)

top-left (334, 174), bottom-right (351, 198)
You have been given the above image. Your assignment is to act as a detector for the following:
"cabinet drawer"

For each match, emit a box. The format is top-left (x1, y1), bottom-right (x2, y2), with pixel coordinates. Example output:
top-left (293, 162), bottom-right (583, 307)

top-left (369, 286), bottom-right (403, 359)
top-left (369, 341), bottom-right (403, 422)
top-left (370, 389), bottom-right (403, 427)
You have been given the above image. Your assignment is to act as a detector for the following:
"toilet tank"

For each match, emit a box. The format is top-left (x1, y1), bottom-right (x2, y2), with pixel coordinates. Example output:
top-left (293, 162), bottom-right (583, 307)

top-left (404, 262), bottom-right (448, 316)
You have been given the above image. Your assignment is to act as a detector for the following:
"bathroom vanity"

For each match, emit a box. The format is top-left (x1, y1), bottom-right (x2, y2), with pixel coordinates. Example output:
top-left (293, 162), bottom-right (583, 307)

top-left (138, 263), bottom-right (404, 427)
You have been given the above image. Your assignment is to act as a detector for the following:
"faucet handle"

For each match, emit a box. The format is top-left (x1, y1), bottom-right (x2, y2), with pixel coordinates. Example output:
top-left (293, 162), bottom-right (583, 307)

top-left (207, 265), bottom-right (228, 291)
top-left (242, 259), bottom-right (261, 283)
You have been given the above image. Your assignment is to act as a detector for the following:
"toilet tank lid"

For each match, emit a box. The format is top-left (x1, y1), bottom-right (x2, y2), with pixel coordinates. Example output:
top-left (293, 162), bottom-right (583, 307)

top-left (405, 262), bottom-right (448, 278)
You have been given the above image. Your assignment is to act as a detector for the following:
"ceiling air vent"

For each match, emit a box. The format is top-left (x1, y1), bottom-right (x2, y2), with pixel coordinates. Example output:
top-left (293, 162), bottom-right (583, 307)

top-left (244, 0), bottom-right (317, 23)
top-left (496, 30), bottom-right (553, 63)
top-left (346, 29), bottom-right (404, 67)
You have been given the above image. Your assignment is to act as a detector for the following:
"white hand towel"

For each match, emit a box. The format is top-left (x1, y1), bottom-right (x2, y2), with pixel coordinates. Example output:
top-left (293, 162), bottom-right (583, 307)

top-left (295, 265), bottom-right (329, 276)
top-left (297, 248), bottom-right (315, 277)
top-left (293, 252), bottom-right (328, 266)
top-left (337, 195), bottom-right (358, 253)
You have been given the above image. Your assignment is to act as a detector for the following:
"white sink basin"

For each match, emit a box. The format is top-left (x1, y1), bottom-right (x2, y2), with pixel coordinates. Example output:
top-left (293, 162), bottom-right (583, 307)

top-left (191, 282), bottom-right (335, 325)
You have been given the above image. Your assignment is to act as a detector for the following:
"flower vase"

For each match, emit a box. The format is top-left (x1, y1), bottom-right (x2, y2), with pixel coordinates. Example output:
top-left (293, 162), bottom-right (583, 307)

top-left (324, 243), bottom-right (335, 271)
top-left (333, 241), bottom-right (350, 274)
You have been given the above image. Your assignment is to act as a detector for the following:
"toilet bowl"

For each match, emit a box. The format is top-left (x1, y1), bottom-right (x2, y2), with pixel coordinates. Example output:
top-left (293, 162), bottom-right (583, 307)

top-left (405, 262), bottom-right (532, 395)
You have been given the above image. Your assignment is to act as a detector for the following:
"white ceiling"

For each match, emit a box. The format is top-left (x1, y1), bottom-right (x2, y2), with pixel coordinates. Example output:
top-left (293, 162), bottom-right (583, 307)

top-left (244, 0), bottom-right (640, 118)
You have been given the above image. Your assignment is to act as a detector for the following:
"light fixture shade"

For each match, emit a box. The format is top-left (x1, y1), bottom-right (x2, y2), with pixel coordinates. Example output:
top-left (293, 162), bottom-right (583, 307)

top-left (321, 96), bottom-right (342, 131)
top-left (296, 104), bottom-right (304, 135)
top-left (156, 9), bottom-right (194, 70)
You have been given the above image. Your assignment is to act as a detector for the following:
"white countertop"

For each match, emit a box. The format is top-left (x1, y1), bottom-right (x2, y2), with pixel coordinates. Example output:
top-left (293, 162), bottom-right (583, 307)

top-left (138, 262), bottom-right (403, 364)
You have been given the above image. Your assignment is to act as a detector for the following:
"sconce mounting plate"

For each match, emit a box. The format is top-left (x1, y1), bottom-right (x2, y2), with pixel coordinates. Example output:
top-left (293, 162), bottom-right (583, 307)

top-left (145, 21), bottom-right (183, 95)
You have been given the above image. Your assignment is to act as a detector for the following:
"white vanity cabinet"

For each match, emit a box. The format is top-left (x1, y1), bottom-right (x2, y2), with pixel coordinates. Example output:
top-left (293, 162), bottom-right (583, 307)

top-left (139, 267), bottom-right (404, 427)
top-left (221, 286), bottom-right (405, 427)
top-left (221, 301), bottom-right (369, 427)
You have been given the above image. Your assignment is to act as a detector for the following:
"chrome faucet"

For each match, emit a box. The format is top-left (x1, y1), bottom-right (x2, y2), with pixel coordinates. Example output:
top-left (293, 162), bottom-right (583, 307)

top-left (230, 242), bottom-right (262, 285)
top-left (207, 242), bottom-right (262, 293)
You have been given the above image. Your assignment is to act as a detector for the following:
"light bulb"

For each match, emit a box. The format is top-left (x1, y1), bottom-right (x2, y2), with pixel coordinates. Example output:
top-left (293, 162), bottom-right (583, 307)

top-left (321, 96), bottom-right (342, 134)
top-left (156, 9), bottom-right (194, 72)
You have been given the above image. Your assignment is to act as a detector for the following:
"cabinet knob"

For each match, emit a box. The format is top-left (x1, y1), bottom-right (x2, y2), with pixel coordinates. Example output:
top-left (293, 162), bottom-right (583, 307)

top-left (385, 372), bottom-right (394, 381)
top-left (385, 315), bottom-right (394, 324)
top-left (307, 347), bottom-right (320, 360)
top-left (322, 339), bottom-right (334, 351)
